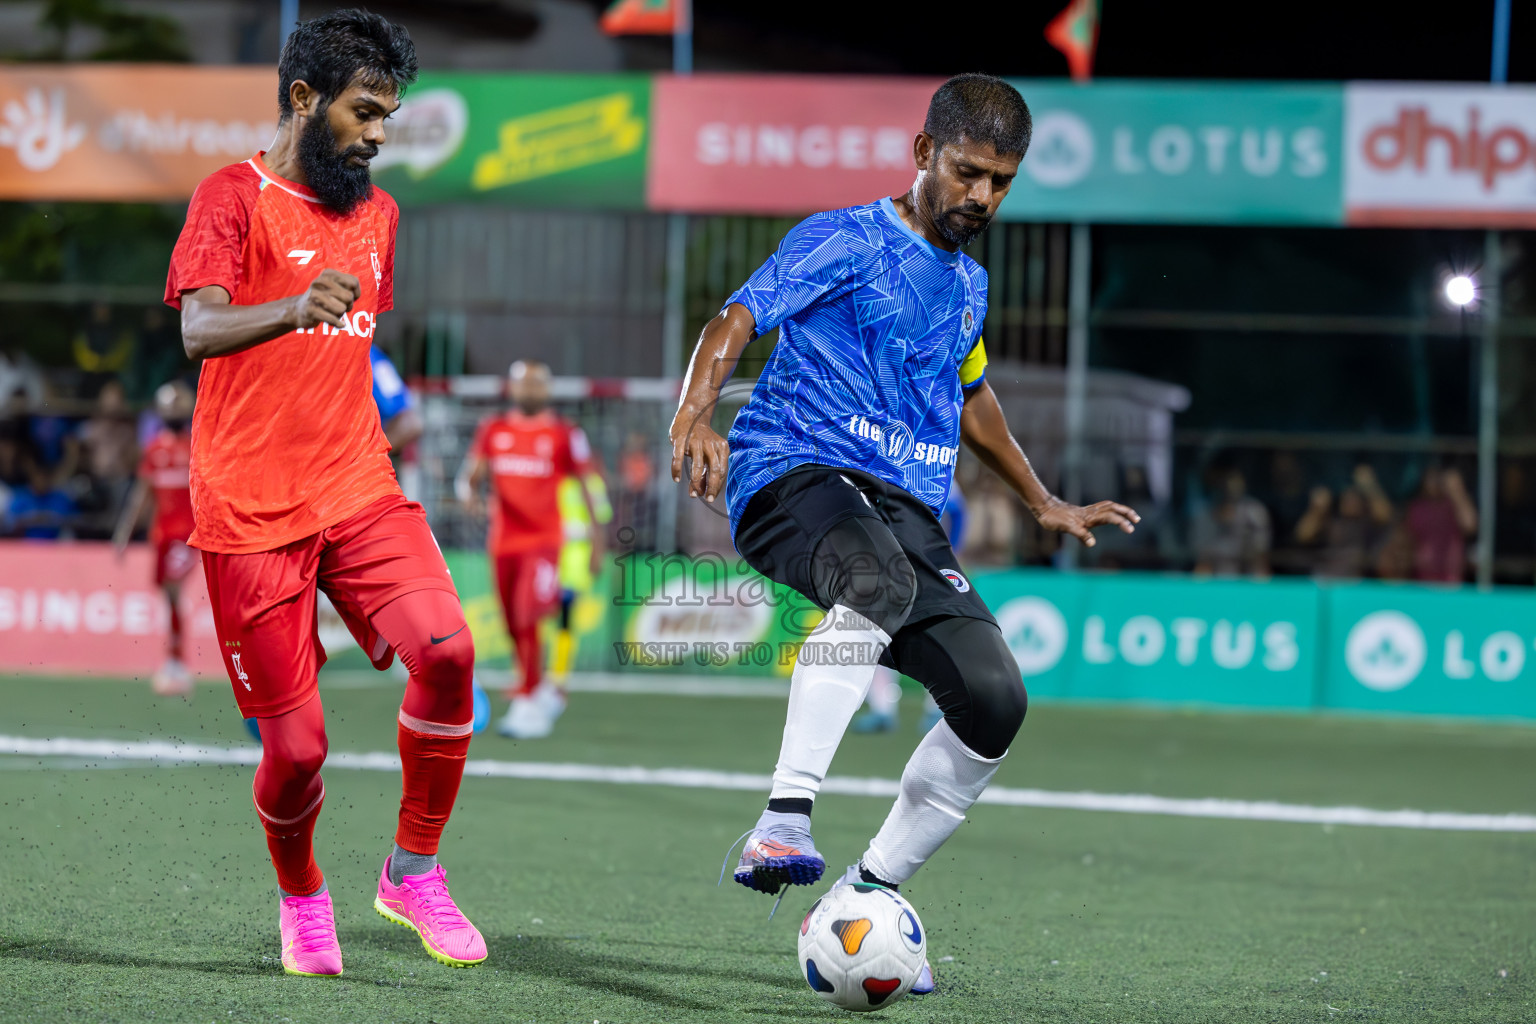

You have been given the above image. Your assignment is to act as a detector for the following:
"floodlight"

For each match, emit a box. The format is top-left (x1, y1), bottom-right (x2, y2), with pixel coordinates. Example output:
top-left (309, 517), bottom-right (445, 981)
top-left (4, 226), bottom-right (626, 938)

top-left (1445, 275), bottom-right (1477, 307)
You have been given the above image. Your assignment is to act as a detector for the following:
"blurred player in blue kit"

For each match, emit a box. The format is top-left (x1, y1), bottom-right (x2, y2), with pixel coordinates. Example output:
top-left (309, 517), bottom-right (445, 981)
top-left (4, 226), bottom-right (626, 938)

top-left (670, 75), bottom-right (1138, 995)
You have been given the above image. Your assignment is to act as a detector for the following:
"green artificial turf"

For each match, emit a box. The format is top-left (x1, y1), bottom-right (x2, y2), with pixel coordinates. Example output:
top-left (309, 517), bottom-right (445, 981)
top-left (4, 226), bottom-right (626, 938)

top-left (0, 674), bottom-right (1532, 1023)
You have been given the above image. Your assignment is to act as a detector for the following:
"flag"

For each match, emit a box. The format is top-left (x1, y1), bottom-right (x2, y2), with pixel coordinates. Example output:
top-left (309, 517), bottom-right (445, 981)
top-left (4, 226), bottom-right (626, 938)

top-left (1044, 0), bottom-right (1099, 81)
top-left (600, 0), bottom-right (685, 36)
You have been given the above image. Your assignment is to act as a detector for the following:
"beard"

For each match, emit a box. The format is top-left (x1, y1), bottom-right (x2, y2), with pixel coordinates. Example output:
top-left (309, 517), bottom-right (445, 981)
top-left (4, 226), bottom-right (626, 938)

top-left (921, 172), bottom-right (992, 248)
top-left (297, 108), bottom-right (376, 215)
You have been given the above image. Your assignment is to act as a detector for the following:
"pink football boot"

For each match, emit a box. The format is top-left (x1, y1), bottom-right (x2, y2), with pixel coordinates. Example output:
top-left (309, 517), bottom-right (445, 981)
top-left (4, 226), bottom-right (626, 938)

top-left (279, 890), bottom-right (343, 977)
top-left (373, 858), bottom-right (487, 967)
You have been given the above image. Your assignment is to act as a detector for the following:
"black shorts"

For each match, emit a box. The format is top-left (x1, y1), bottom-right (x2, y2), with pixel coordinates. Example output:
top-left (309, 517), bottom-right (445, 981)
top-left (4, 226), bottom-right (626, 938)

top-left (733, 464), bottom-right (995, 633)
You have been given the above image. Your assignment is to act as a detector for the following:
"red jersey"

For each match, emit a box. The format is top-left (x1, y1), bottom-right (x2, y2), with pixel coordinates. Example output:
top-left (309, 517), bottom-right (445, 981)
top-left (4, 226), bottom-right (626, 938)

top-left (471, 410), bottom-right (590, 554)
top-left (164, 152), bottom-right (400, 554)
top-left (138, 428), bottom-right (195, 544)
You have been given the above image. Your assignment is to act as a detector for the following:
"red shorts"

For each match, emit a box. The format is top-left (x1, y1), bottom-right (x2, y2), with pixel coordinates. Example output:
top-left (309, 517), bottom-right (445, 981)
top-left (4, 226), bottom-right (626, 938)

top-left (494, 548), bottom-right (561, 631)
top-left (201, 493), bottom-right (458, 717)
top-left (154, 537), bottom-right (198, 586)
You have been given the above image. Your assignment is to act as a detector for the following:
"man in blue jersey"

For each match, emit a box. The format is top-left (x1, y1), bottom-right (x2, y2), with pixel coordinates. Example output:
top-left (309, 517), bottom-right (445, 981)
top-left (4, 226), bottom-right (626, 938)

top-left (669, 75), bottom-right (1138, 993)
top-left (370, 344), bottom-right (424, 455)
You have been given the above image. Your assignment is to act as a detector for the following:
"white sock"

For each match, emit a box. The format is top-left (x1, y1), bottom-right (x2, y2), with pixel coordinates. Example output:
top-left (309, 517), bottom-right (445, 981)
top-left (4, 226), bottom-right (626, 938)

top-left (862, 719), bottom-right (1005, 885)
top-left (770, 604), bottom-right (891, 802)
top-left (865, 666), bottom-right (901, 716)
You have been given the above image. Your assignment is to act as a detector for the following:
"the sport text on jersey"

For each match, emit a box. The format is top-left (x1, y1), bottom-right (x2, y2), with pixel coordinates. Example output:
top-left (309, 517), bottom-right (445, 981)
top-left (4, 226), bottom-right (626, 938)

top-left (845, 415), bottom-right (960, 468)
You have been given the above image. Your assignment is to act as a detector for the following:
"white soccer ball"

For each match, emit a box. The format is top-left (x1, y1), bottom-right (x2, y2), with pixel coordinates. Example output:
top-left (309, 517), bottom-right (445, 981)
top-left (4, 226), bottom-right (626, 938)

top-left (797, 881), bottom-right (927, 1012)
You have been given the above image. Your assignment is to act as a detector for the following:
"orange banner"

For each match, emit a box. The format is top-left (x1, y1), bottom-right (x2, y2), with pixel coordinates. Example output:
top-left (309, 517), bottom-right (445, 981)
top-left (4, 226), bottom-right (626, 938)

top-left (0, 65), bottom-right (275, 201)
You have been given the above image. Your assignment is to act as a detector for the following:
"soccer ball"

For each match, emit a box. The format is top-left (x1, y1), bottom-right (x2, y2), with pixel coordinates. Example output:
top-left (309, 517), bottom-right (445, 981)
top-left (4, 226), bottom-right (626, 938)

top-left (797, 882), bottom-right (926, 1012)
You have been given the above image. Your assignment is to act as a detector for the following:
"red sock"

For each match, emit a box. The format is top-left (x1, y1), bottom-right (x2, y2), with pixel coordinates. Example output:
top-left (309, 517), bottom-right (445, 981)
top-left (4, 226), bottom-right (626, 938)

top-left (252, 695), bottom-right (328, 895)
top-left (166, 598), bottom-right (183, 660)
top-left (370, 590), bottom-right (476, 856)
top-left (511, 621), bottom-right (542, 697)
top-left (395, 723), bottom-right (471, 855)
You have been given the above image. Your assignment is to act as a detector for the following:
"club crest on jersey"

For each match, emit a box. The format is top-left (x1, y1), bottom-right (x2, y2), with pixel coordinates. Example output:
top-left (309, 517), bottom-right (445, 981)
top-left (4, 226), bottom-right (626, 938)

top-left (941, 568), bottom-right (970, 593)
top-left (231, 651), bottom-right (251, 689)
top-left (370, 249), bottom-right (382, 285)
top-left (963, 308), bottom-right (973, 336)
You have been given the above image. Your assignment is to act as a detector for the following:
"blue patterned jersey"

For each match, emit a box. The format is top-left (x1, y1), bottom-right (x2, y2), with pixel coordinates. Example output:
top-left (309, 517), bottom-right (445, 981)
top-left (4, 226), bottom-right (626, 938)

top-left (723, 197), bottom-right (989, 539)
top-left (369, 345), bottom-right (413, 424)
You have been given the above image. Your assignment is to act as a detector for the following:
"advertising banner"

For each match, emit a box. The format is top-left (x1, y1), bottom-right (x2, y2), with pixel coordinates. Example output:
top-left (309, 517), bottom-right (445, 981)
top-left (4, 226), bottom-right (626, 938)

top-left (0, 66), bottom-right (273, 201)
top-left (1003, 81), bottom-right (1344, 225)
top-left (647, 74), bottom-right (941, 215)
top-left (373, 72), bottom-right (651, 209)
top-left (1343, 83), bottom-right (1536, 227)
top-left (611, 552), bottom-right (820, 677)
top-left (0, 540), bottom-right (223, 677)
top-left (974, 570), bottom-right (1320, 707)
top-left (1323, 582), bottom-right (1536, 717)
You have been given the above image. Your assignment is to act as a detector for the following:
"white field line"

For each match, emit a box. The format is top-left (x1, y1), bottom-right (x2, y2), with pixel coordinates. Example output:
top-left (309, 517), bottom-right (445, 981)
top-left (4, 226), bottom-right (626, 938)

top-left (1, 734), bottom-right (1534, 834)
top-left (319, 671), bottom-right (792, 696)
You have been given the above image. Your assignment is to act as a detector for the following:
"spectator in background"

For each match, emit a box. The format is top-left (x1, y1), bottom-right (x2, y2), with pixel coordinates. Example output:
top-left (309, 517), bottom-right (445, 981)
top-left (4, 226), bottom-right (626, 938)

top-left (77, 380), bottom-right (141, 533)
top-left (616, 430), bottom-right (656, 551)
top-left (25, 379), bottom-right (81, 484)
top-left (0, 350), bottom-right (44, 409)
top-left (1085, 464), bottom-right (1168, 571)
top-left (1294, 464), bottom-right (1394, 578)
top-left (1405, 465), bottom-right (1478, 583)
top-left (1192, 468), bottom-right (1271, 577)
top-left (4, 447), bottom-right (77, 539)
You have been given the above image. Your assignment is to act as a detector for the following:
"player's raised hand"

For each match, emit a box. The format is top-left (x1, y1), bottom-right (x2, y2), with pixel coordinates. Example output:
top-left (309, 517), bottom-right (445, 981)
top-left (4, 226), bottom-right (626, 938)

top-left (1035, 497), bottom-right (1140, 548)
top-left (291, 268), bottom-right (361, 330)
top-left (669, 409), bottom-right (729, 503)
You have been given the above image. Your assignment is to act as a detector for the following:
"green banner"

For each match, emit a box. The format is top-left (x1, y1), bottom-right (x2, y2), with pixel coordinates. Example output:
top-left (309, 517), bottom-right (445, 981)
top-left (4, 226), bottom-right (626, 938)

top-left (974, 570), bottom-right (1320, 707)
top-left (1323, 582), bottom-right (1536, 717)
top-left (612, 552), bottom-right (821, 678)
top-left (1001, 81), bottom-right (1344, 225)
top-left (371, 72), bottom-right (651, 208)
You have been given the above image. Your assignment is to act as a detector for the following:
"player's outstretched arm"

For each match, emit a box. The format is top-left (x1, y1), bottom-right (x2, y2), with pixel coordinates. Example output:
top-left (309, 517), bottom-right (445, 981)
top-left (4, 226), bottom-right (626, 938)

top-left (178, 269), bottom-right (361, 360)
top-left (668, 302), bottom-right (756, 504)
top-left (959, 380), bottom-right (1140, 548)
top-left (111, 480), bottom-right (150, 558)
top-left (454, 454), bottom-right (488, 518)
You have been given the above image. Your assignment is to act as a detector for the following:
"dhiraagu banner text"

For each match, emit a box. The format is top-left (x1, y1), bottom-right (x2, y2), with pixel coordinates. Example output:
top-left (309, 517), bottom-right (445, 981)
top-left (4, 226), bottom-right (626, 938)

top-left (1001, 81), bottom-right (1344, 225)
top-left (974, 570), bottom-right (1320, 707)
top-left (371, 72), bottom-right (650, 208)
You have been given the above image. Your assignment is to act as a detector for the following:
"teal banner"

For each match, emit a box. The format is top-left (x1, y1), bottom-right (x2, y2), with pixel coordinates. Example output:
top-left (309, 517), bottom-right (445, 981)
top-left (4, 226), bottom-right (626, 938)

top-left (1001, 80), bottom-right (1345, 225)
top-left (974, 570), bottom-right (1536, 719)
top-left (1323, 583), bottom-right (1536, 717)
top-left (973, 571), bottom-right (1319, 707)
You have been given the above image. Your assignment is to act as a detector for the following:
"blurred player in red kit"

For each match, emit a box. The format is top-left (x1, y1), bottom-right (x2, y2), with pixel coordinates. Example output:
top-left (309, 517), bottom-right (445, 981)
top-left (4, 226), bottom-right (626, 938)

top-left (163, 10), bottom-right (485, 978)
top-left (113, 381), bottom-right (197, 697)
top-left (456, 361), bottom-right (605, 739)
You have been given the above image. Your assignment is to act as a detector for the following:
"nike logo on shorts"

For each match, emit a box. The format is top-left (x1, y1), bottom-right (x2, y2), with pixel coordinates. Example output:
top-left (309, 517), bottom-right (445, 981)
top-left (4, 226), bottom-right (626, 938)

top-left (430, 625), bottom-right (466, 645)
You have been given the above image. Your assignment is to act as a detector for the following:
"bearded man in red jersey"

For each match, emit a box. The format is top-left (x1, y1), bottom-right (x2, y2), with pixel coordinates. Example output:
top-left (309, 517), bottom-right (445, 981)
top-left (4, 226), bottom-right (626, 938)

top-left (164, 10), bottom-right (484, 977)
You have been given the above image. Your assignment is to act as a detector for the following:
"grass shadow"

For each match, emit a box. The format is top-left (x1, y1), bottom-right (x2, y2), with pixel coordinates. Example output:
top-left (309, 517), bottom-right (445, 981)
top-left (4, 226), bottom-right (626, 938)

top-left (488, 933), bottom-right (804, 1013)
top-left (0, 934), bottom-right (458, 993)
top-left (0, 935), bottom-right (276, 978)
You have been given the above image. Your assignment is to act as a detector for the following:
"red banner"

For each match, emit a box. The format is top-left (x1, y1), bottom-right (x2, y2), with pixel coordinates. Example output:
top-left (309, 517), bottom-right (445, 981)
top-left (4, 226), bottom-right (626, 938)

top-left (647, 74), bottom-right (940, 215)
top-left (0, 541), bottom-right (223, 678)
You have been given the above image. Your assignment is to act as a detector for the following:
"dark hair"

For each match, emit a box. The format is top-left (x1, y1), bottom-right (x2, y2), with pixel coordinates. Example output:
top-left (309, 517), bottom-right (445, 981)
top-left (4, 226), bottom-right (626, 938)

top-left (277, 8), bottom-right (418, 121)
top-left (923, 74), bottom-right (1032, 158)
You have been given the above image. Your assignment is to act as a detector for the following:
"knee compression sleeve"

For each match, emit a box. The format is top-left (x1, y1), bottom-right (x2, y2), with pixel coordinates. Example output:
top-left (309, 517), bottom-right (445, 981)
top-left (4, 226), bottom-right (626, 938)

top-left (890, 616), bottom-right (1027, 759)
